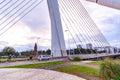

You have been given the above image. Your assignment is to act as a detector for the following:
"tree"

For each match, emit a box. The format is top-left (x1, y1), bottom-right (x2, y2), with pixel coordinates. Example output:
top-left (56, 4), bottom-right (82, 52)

top-left (46, 49), bottom-right (51, 55)
top-left (3, 46), bottom-right (16, 61)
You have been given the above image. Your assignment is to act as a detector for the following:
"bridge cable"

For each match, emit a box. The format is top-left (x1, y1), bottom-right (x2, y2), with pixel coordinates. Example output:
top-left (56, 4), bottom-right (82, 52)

top-left (67, 0), bottom-right (109, 51)
top-left (69, 1), bottom-right (109, 54)
top-left (59, 0), bottom-right (89, 54)
top-left (59, 0), bottom-right (82, 54)
top-left (59, 0), bottom-right (109, 56)
top-left (0, 0), bottom-right (12, 9)
top-left (76, 0), bottom-right (110, 53)
top-left (0, 0), bottom-right (6, 4)
top-left (66, 0), bottom-right (98, 54)
top-left (0, 0), bottom-right (35, 32)
top-left (0, 0), bottom-right (20, 17)
top-left (71, 0), bottom-right (103, 50)
top-left (60, 0), bottom-right (96, 55)
top-left (0, 0), bottom-right (44, 36)
top-left (76, 0), bottom-right (110, 47)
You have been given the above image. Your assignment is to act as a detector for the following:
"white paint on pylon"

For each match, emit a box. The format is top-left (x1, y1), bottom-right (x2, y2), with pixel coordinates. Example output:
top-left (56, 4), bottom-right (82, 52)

top-left (47, 0), bottom-right (67, 57)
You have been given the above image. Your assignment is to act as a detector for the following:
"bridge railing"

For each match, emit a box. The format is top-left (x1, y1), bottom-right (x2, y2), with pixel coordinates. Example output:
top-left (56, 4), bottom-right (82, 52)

top-left (68, 53), bottom-right (120, 59)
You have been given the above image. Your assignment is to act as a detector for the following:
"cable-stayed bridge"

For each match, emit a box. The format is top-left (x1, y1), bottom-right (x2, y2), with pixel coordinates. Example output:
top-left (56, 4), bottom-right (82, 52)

top-left (0, 0), bottom-right (120, 59)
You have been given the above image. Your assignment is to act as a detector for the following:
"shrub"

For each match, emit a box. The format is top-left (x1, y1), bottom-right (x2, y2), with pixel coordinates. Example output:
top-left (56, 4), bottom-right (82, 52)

top-left (100, 58), bottom-right (120, 80)
top-left (115, 76), bottom-right (120, 80)
top-left (71, 57), bottom-right (82, 61)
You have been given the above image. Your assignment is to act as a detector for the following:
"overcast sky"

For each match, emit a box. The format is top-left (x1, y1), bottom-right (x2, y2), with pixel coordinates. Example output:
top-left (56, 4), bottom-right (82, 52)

top-left (0, 0), bottom-right (120, 52)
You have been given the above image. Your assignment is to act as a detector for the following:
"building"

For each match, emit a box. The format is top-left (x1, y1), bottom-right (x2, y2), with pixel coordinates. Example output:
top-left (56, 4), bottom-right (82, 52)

top-left (86, 43), bottom-right (92, 49)
top-left (105, 46), bottom-right (119, 54)
top-left (69, 49), bottom-right (74, 54)
top-left (94, 47), bottom-right (105, 51)
top-left (77, 44), bottom-right (82, 49)
top-left (95, 46), bottom-right (119, 54)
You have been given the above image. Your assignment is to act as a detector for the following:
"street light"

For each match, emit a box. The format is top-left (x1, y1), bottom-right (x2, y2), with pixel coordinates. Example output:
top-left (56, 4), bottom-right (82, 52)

top-left (36, 37), bottom-right (40, 44)
top-left (65, 30), bottom-right (70, 56)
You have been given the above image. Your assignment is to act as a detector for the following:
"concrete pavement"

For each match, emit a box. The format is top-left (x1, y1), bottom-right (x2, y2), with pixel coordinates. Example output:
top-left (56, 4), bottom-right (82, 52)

top-left (0, 69), bottom-right (86, 80)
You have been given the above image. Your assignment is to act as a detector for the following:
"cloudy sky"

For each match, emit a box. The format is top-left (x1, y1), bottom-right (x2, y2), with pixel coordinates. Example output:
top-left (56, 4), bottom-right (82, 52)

top-left (0, 0), bottom-right (120, 52)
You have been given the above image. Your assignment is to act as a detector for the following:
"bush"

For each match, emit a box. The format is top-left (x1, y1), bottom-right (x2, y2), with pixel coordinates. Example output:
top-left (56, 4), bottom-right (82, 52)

top-left (29, 56), bottom-right (33, 60)
top-left (115, 76), bottom-right (120, 80)
top-left (71, 57), bottom-right (82, 61)
top-left (100, 58), bottom-right (120, 80)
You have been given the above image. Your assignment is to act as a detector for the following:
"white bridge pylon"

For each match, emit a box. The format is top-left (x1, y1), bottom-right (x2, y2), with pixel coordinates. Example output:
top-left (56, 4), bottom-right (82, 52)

top-left (47, 0), bottom-right (119, 58)
top-left (47, 0), bottom-right (67, 57)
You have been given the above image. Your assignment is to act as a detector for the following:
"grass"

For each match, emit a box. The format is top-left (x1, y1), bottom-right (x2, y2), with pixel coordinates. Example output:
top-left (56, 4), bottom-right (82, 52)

top-left (2, 61), bottom-right (63, 68)
top-left (70, 57), bottom-right (82, 62)
top-left (89, 61), bottom-right (102, 65)
top-left (54, 65), bottom-right (99, 78)
top-left (0, 58), bottom-right (7, 62)
top-left (1, 60), bottom-right (103, 79)
top-left (88, 59), bottom-right (120, 79)
top-left (100, 58), bottom-right (120, 80)
top-left (0, 58), bottom-right (28, 62)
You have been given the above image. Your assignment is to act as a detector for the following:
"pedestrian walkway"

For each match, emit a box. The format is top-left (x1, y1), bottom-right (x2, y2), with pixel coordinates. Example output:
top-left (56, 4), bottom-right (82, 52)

top-left (0, 59), bottom-right (64, 67)
top-left (0, 69), bottom-right (86, 80)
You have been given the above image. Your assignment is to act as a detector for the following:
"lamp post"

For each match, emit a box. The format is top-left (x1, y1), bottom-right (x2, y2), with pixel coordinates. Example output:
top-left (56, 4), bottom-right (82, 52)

top-left (36, 37), bottom-right (40, 44)
top-left (65, 30), bottom-right (70, 56)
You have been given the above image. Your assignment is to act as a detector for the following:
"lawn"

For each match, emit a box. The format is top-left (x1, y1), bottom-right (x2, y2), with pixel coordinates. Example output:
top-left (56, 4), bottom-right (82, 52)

top-left (89, 61), bottom-right (102, 65)
top-left (3, 61), bottom-right (63, 68)
top-left (54, 65), bottom-right (100, 79)
top-left (0, 58), bottom-right (28, 62)
top-left (1, 61), bottom-right (103, 79)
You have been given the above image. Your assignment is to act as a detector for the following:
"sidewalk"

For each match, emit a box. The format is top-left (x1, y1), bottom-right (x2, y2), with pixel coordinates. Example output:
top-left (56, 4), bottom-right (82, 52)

top-left (0, 69), bottom-right (86, 80)
top-left (0, 59), bottom-right (64, 67)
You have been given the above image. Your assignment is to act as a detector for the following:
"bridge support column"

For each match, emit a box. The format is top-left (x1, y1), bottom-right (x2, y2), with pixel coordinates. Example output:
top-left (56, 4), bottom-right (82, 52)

top-left (47, 0), bottom-right (67, 57)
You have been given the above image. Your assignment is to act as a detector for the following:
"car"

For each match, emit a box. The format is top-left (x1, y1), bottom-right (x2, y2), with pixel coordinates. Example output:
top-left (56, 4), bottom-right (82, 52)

top-left (37, 55), bottom-right (50, 61)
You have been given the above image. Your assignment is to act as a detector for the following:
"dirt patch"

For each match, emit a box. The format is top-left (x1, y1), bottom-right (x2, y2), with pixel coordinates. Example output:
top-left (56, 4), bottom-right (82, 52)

top-left (39, 64), bottom-right (70, 70)
top-left (70, 62), bottom-right (99, 69)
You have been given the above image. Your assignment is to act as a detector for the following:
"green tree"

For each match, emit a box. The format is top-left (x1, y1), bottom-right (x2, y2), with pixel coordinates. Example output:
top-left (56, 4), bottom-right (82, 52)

top-left (46, 49), bottom-right (51, 55)
top-left (3, 46), bottom-right (16, 61)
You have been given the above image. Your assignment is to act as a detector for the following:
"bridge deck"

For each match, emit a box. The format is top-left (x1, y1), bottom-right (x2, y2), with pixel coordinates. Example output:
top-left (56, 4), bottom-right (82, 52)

top-left (69, 53), bottom-right (120, 59)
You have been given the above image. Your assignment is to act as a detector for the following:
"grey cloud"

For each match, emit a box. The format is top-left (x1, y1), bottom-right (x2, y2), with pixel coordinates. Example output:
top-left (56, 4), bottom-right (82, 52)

top-left (21, 0), bottom-right (50, 32)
